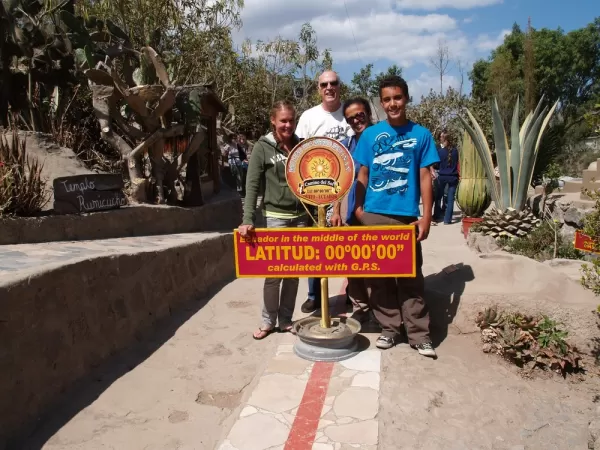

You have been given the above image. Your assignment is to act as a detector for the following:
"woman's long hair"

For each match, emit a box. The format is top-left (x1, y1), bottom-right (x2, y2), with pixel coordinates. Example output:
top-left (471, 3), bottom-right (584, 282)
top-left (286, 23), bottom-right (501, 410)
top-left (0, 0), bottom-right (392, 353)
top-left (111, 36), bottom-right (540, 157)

top-left (439, 129), bottom-right (454, 165)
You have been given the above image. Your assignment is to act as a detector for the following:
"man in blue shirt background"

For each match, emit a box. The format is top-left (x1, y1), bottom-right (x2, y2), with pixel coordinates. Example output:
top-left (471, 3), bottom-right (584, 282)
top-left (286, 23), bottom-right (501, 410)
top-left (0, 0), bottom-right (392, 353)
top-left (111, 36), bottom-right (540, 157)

top-left (353, 75), bottom-right (439, 357)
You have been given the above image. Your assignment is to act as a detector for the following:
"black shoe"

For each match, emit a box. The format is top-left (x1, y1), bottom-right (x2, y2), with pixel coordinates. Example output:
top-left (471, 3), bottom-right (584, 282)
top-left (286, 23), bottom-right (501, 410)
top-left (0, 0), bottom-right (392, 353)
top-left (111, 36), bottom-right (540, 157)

top-left (301, 299), bottom-right (318, 313)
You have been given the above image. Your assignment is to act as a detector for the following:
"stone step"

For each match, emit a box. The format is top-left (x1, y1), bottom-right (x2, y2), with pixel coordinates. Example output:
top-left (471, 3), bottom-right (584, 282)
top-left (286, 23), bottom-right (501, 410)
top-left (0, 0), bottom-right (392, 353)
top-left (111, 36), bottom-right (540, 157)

top-left (562, 180), bottom-right (584, 193)
top-left (583, 169), bottom-right (599, 184)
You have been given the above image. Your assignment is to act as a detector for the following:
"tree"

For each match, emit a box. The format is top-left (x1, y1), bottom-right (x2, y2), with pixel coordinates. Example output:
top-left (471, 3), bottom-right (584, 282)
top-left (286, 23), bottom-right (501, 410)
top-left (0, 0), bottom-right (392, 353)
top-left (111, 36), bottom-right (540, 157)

top-left (407, 88), bottom-right (493, 147)
top-left (469, 59), bottom-right (490, 103)
top-left (487, 51), bottom-right (521, 128)
top-left (320, 49), bottom-right (333, 71)
top-left (524, 17), bottom-right (537, 113)
top-left (370, 65), bottom-right (403, 98)
top-left (468, 17), bottom-right (600, 181)
top-left (350, 63), bottom-right (374, 98)
top-left (255, 37), bottom-right (299, 105)
top-left (430, 39), bottom-right (451, 94)
top-left (297, 23), bottom-right (320, 110)
top-left (456, 59), bottom-right (465, 96)
top-left (349, 63), bottom-right (404, 99)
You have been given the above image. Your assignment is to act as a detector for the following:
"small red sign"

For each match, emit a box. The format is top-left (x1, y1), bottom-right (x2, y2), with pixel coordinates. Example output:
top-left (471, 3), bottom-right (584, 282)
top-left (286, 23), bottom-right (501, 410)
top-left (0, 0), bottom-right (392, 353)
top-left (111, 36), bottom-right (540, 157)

top-left (233, 226), bottom-right (417, 278)
top-left (574, 231), bottom-right (599, 254)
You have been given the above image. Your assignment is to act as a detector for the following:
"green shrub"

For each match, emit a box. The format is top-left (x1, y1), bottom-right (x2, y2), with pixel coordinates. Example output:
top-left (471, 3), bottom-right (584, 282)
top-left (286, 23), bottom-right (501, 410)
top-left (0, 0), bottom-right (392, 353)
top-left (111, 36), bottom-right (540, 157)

top-left (580, 189), bottom-right (600, 295)
top-left (476, 306), bottom-right (582, 376)
top-left (0, 131), bottom-right (49, 216)
top-left (500, 221), bottom-right (584, 262)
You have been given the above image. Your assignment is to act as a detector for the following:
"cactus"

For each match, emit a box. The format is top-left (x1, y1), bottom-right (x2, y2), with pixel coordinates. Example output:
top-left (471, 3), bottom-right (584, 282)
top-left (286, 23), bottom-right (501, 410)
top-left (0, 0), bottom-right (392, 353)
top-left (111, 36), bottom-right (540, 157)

top-left (456, 130), bottom-right (491, 217)
top-left (459, 96), bottom-right (558, 212)
top-left (0, 0), bottom-right (78, 129)
top-left (458, 96), bottom-right (558, 239)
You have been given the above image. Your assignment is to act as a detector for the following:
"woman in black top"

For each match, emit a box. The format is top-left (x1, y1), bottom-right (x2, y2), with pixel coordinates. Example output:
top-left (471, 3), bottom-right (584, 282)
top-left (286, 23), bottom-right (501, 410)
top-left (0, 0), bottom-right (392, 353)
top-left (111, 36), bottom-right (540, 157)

top-left (433, 129), bottom-right (459, 224)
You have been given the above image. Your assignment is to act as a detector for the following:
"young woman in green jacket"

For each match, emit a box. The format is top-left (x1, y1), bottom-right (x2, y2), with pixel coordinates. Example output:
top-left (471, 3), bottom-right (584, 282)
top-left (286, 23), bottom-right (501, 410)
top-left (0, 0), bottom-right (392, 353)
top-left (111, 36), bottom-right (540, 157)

top-left (238, 100), bottom-right (309, 340)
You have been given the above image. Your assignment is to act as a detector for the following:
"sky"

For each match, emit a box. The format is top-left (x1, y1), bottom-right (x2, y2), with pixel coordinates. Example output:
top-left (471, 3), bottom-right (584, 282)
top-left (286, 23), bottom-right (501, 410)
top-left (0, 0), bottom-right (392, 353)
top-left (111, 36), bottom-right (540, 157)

top-left (233, 0), bottom-right (598, 101)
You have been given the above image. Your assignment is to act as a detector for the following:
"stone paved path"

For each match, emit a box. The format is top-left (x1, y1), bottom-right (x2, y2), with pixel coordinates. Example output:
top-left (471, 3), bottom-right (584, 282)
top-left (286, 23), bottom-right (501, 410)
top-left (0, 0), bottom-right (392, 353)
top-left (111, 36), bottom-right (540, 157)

top-left (8, 217), bottom-right (600, 449)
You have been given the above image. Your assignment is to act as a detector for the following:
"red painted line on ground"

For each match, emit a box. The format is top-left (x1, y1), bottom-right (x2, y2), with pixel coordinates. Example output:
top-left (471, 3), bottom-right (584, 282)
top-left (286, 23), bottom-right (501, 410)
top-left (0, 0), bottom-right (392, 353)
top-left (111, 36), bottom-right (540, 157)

top-left (284, 361), bottom-right (334, 450)
top-left (283, 281), bottom-right (347, 449)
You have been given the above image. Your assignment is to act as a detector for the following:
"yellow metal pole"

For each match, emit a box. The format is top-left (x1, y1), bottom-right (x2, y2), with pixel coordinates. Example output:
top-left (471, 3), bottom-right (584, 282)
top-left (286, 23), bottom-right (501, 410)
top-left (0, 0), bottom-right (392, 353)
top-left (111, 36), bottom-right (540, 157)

top-left (317, 206), bottom-right (331, 328)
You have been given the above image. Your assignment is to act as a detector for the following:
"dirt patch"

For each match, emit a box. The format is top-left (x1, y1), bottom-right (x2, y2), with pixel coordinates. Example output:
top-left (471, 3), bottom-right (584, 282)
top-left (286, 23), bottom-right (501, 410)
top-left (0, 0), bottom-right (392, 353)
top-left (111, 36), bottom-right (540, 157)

top-left (195, 391), bottom-right (242, 409)
top-left (379, 334), bottom-right (600, 449)
top-left (168, 410), bottom-right (189, 423)
top-left (227, 301), bottom-right (252, 309)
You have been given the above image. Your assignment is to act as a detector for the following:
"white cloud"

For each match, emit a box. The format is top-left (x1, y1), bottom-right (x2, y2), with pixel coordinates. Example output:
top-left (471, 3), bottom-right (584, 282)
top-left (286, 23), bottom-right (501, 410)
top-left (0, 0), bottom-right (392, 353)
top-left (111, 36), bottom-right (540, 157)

top-left (408, 72), bottom-right (463, 103)
top-left (236, 0), bottom-right (467, 68)
top-left (463, 15), bottom-right (475, 23)
top-left (234, 0), bottom-right (505, 96)
top-left (394, 0), bottom-right (502, 10)
top-left (475, 29), bottom-right (511, 51)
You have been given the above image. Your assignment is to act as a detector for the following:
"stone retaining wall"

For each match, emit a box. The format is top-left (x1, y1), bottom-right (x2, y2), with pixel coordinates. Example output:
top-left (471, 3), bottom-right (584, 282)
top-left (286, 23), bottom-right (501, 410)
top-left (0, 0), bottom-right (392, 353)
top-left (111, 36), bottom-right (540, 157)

top-left (0, 193), bottom-right (242, 245)
top-left (527, 193), bottom-right (593, 242)
top-left (0, 233), bottom-right (234, 446)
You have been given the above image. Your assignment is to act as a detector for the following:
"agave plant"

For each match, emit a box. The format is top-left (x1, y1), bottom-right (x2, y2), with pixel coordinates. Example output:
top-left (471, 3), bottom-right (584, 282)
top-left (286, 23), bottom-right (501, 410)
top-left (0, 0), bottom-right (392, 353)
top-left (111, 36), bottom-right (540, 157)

top-left (459, 96), bottom-right (559, 239)
top-left (456, 129), bottom-right (490, 218)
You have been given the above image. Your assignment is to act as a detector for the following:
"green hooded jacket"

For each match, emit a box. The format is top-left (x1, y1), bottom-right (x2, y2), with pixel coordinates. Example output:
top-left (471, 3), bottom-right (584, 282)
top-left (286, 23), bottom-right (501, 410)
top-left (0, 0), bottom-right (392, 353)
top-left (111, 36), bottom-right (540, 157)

top-left (242, 133), bottom-right (305, 225)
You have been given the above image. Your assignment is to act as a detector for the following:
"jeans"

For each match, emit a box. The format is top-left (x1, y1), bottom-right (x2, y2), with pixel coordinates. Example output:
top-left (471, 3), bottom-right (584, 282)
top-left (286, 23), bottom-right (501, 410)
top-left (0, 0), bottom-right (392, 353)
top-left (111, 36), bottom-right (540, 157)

top-left (230, 161), bottom-right (247, 195)
top-left (262, 215), bottom-right (309, 327)
top-left (307, 277), bottom-right (321, 303)
top-left (434, 178), bottom-right (457, 224)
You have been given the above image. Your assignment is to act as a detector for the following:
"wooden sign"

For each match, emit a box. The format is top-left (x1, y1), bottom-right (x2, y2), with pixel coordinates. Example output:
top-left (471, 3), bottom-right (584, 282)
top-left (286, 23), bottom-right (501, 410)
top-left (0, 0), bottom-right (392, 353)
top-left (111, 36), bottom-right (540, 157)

top-left (53, 174), bottom-right (127, 215)
top-left (574, 230), bottom-right (599, 254)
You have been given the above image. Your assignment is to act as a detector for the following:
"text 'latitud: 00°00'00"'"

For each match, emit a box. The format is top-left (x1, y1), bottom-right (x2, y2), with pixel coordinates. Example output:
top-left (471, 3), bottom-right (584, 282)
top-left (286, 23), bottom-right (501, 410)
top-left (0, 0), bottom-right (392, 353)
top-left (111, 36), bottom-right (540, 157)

top-left (233, 226), bottom-right (417, 278)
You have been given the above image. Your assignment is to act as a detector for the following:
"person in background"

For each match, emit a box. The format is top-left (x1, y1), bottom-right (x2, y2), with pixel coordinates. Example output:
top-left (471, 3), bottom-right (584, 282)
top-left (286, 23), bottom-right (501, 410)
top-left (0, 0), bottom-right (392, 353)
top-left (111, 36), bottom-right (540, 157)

top-left (238, 101), bottom-right (308, 340)
top-left (330, 97), bottom-right (374, 320)
top-left (227, 133), bottom-right (248, 196)
top-left (433, 129), bottom-right (459, 224)
top-left (295, 70), bottom-right (353, 314)
top-left (238, 133), bottom-right (251, 159)
top-left (353, 75), bottom-right (439, 357)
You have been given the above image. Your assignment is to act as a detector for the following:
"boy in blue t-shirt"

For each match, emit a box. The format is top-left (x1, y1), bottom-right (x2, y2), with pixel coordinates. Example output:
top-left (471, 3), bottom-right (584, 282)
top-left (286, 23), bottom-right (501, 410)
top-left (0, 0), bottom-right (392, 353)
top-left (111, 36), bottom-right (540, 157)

top-left (353, 75), bottom-right (439, 357)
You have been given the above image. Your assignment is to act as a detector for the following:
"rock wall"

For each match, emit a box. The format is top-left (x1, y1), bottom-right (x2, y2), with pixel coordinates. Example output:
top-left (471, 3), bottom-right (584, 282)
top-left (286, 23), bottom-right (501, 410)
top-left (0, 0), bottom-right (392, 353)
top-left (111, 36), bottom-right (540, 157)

top-left (0, 192), bottom-right (242, 245)
top-left (527, 193), bottom-right (593, 242)
top-left (0, 233), bottom-right (234, 446)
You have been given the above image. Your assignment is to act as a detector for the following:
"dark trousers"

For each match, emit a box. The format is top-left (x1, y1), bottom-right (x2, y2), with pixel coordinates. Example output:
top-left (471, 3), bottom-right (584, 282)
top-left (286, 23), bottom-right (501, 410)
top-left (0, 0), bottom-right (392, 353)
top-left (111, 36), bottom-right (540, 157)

top-left (434, 178), bottom-right (457, 224)
top-left (307, 277), bottom-right (321, 303)
top-left (358, 211), bottom-right (430, 345)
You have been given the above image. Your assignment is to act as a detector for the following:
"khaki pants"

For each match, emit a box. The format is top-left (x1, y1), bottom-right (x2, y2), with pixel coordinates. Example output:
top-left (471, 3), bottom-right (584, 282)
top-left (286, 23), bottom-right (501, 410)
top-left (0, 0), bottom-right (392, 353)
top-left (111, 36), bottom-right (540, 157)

top-left (358, 211), bottom-right (430, 345)
top-left (263, 216), bottom-right (309, 328)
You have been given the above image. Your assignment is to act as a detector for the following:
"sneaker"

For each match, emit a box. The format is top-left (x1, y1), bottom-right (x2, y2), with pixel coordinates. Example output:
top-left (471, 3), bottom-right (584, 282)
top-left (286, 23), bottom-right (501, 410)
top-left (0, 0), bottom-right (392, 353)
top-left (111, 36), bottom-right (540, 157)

top-left (376, 335), bottom-right (395, 349)
top-left (411, 342), bottom-right (437, 358)
top-left (301, 299), bottom-right (318, 313)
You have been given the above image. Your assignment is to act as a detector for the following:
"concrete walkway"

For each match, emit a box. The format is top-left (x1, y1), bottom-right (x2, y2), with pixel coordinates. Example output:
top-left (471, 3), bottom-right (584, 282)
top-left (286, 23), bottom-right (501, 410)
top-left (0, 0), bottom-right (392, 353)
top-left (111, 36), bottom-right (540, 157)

top-left (6, 219), bottom-right (600, 450)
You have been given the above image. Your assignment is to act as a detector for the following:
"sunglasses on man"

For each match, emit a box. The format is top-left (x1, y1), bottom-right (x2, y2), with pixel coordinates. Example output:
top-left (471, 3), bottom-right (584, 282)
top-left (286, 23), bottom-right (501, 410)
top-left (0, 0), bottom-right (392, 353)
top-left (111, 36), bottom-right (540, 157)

top-left (319, 80), bottom-right (339, 89)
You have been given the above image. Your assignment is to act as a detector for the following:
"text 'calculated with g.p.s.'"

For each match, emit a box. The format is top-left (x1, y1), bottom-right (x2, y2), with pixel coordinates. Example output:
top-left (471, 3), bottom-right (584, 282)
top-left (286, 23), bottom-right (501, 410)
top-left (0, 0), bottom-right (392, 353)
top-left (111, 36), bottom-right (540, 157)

top-left (234, 226), bottom-right (416, 278)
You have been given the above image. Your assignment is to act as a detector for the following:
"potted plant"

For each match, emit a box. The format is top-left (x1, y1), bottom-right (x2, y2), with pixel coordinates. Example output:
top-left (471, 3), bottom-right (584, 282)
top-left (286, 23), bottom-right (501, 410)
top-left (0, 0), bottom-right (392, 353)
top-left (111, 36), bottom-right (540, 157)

top-left (456, 129), bottom-right (491, 238)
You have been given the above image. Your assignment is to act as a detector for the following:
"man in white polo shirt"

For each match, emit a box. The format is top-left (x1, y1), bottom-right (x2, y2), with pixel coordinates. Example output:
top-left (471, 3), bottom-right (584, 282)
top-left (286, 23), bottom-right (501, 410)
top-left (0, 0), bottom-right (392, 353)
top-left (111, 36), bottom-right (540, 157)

top-left (295, 70), bottom-right (353, 313)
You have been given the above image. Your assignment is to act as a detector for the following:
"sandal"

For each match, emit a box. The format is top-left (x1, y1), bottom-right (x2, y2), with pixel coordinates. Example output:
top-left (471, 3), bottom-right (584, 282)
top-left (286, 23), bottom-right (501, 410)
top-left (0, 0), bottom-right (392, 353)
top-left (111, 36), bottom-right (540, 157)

top-left (253, 327), bottom-right (274, 340)
top-left (280, 325), bottom-right (296, 335)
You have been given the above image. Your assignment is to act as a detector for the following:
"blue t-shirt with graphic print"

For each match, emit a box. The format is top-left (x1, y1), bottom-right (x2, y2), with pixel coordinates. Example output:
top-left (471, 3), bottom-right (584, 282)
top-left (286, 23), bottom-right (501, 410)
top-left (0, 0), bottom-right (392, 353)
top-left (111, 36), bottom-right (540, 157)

top-left (353, 120), bottom-right (440, 218)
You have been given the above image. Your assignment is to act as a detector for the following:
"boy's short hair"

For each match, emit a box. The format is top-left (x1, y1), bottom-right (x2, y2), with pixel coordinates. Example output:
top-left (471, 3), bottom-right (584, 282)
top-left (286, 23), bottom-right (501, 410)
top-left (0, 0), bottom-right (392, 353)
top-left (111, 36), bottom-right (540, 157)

top-left (379, 75), bottom-right (410, 100)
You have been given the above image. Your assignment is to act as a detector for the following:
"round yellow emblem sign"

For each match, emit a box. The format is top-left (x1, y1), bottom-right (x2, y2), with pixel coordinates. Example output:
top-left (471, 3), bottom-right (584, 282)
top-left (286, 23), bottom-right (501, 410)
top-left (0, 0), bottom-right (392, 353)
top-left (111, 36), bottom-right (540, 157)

top-left (286, 137), bottom-right (355, 206)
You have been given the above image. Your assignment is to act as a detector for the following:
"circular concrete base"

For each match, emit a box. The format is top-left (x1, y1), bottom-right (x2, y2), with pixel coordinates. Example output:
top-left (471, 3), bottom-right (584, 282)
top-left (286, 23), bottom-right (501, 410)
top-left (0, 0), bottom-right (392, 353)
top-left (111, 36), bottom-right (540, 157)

top-left (293, 316), bottom-right (361, 362)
